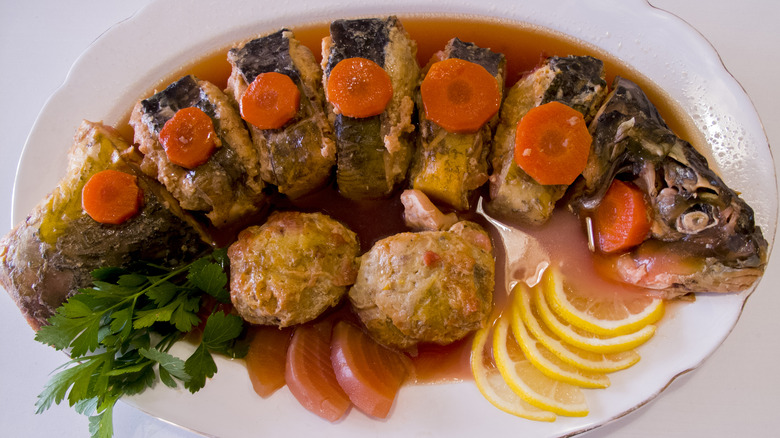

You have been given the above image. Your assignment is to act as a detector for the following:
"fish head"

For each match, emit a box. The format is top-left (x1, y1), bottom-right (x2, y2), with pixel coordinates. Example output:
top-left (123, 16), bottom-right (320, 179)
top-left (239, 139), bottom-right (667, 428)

top-left (572, 77), bottom-right (768, 294)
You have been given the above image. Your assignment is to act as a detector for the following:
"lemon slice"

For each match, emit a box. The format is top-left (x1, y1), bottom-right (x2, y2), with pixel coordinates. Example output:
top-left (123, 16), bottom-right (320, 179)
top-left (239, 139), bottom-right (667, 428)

top-left (509, 295), bottom-right (610, 388)
top-left (470, 326), bottom-right (557, 421)
top-left (533, 283), bottom-right (655, 354)
top-left (493, 314), bottom-right (588, 417)
top-left (542, 266), bottom-right (664, 336)
top-left (513, 283), bottom-right (640, 374)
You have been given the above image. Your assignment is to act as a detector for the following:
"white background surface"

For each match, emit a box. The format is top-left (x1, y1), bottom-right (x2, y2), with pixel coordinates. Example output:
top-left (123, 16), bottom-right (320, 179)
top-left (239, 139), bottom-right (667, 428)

top-left (1, 1), bottom-right (778, 437)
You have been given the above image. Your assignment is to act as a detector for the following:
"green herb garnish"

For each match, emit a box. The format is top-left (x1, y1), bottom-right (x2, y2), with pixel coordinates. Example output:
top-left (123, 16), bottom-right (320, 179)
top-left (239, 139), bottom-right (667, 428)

top-left (33, 249), bottom-right (246, 438)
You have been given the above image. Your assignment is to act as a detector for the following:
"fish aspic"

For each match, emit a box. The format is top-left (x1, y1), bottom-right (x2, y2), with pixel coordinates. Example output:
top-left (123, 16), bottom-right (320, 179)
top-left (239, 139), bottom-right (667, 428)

top-left (571, 77), bottom-right (768, 296)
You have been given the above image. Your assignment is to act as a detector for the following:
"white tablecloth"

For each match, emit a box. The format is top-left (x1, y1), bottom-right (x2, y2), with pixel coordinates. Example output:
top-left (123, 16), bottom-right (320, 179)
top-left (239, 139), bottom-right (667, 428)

top-left (1, 1), bottom-right (778, 436)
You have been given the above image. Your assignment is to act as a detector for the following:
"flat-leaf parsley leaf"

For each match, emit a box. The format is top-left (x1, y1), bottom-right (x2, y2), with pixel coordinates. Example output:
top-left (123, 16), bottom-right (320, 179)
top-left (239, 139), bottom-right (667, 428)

top-left (34, 249), bottom-right (245, 438)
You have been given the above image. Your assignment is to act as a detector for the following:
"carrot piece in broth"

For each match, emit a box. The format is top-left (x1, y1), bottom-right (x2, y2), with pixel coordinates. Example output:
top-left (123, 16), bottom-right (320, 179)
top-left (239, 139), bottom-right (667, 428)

top-left (159, 106), bottom-right (218, 169)
top-left (240, 72), bottom-right (300, 130)
top-left (420, 58), bottom-right (500, 133)
top-left (513, 101), bottom-right (591, 185)
top-left (327, 57), bottom-right (393, 118)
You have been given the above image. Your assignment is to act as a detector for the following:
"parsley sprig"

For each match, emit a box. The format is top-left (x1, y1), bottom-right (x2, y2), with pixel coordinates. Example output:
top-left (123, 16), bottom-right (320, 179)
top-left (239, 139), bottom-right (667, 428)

top-left (34, 249), bottom-right (247, 438)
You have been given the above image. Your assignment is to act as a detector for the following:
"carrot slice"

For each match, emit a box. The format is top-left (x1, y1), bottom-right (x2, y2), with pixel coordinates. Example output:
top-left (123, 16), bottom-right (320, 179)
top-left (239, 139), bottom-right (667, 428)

top-left (326, 57), bottom-right (393, 118)
top-left (81, 169), bottom-right (143, 225)
top-left (286, 319), bottom-right (351, 422)
top-left (240, 72), bottom-right (300, 130)
top-left (159, 106), bottom-right (218, 169)
top-left (245, 325), bottom-right (293, 398)
top-left (330, 321), bottom-right (410, 419)
top-left (513, 101), bottom-right (592, 185)
top-left (420, 58), bottom-right (501, 134)
top-left (593, 179), bottom-right (652, 253)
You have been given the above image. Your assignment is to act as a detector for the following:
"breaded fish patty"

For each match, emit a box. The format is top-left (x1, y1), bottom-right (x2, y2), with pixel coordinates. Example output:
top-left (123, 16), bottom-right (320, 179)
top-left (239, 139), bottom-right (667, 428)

top-left (228, 211), bottom-right (360, 326)
top-left (349, 221), bottom-right (494, 351)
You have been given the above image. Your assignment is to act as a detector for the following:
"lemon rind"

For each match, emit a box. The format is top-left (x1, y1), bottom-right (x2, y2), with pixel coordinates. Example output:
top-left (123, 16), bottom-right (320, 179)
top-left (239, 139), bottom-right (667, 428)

top-left (470, 327), bottom-right (557, 422)
top-left (510, 303), bottom-right (610, 389)
top-left (534, 284), bottom-right (656, 354)
top-left (543, 266), bottom-right (665, 336)
top-left (493, 315), bottom-right (589, 417)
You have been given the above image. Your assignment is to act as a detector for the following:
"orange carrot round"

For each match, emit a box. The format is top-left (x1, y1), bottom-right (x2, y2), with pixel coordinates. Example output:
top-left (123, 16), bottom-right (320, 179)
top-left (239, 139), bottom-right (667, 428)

top-left (241, 72), bottom-right (300, 130)
top-left (593, 179), bottom-right (652, 253)
top-left (514, 101), bottom-right (592, 185)
top-left (159, 106), bottom-right (218, 169)
top-left (81, 169), bottom-right (143, 225)
top-left (327, 57), bottom-right (393, 118)
top-left (420, 58), bottom-right (501, 134)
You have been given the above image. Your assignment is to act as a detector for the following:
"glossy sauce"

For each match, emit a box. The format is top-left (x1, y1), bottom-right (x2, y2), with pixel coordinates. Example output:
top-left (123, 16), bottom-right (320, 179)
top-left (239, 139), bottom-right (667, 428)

top-left (117, 16), bottom-right (702, 384)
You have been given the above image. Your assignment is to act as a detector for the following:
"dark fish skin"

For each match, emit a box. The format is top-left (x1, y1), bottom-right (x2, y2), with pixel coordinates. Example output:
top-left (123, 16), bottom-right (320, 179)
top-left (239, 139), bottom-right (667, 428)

top-left (541, 56), bottom-right (609, 121)
top-left (227, 30), bottom-right (336, 199)
top-left (446, 38), bottom-right (504, 76)
top-left (139, 75), bottom-right (215, 134)
top-left (324, 18), bottom-right (390, 74)
top-left (573, 77), bottom-right (768, 294)
top-left (0, 121), bottom-right (212, 331)
top-left (409, 38), bottom-right (506, 210)
top-left (323, 16), bottom-right (419, 200)
top-left (333, 116), bottom-right (388, 196)
top-left (488, 55), bottom-right (607, 224)
top-left (229, 29), bottom-right (299, 83)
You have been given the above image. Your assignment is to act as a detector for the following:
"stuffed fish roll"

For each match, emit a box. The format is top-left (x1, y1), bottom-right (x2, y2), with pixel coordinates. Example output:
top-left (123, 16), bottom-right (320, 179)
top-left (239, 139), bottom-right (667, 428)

top-left (409, 38), bottom-right (506, 211)
top-left (227, 29), bottom-right (336, 198)
top-left (130, 75), bottom-right (266, 227)
top-left (322, 16), bottom-right (420, 200)
top-left (489, 55), bottom-right (607, 224)
top-left (0, 121), bottom-right (212, 330)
